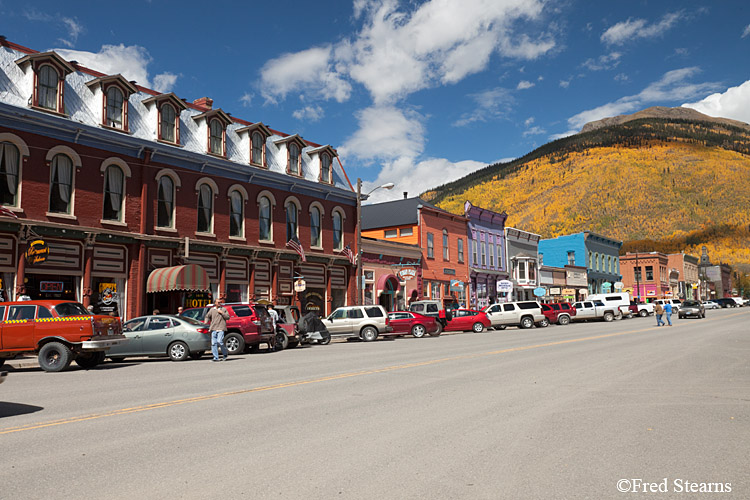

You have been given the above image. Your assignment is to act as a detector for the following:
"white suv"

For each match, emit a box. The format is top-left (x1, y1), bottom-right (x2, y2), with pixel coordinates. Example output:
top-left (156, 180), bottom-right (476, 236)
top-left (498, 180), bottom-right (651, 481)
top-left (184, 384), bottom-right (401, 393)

top-left (325, 305), bottom-right (393, 341)
top-left (482, 301), bottom-right (545, 329)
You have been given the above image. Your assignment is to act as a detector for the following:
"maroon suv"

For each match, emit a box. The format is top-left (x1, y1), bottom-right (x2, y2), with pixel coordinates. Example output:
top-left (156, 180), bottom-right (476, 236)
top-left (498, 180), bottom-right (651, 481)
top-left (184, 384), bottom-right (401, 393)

top-left (540, 302), bottom-right (577, 326)
top-left (181, 303), bottom-right (274, 354)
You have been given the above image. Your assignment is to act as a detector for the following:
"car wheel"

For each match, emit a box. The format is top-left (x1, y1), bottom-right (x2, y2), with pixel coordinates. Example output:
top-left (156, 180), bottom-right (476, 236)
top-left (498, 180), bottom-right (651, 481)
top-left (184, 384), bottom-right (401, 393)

top-left (168, 341), bottom-right (189, 361)
top-left (639, 309), bottom-right (648, 317)
top-left (189, 351), bottom-right (204, 360)
top-left (75, 351), bottom-right (105, 369)
top-left (558, 315), bottom-right (570, 326)
top-left (319, 333), bottom-right (331, 345)
top-left (539, 318), bottom-right (550, 328)
top-left (0, 359), bottom-right (5, 369)
top-left (472, 322), bottom-right (485, 333)
top-left (109, 356), bottom-right (126, 363)
top-left (275, 331), bottom-right (288, 351)
top-left (520, 317), bottom-right (534, 329)
top-left (429, 322), bottom-right (443, 337)
top-left (411, 324), bottom-right (427, 338)
top-left (224, 333), bottom-right (245, 355)
top-left (603, 312), bottom-right (615, 322)
top-left (38, 342), bottom-right (73, 372)
top-left (361, 326), bottom-right (378, 342)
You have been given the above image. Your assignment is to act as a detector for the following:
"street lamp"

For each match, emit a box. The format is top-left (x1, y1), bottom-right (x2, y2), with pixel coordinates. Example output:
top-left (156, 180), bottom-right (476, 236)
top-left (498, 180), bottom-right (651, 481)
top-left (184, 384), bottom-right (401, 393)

top-left (356, 179), bottom-right (395, 305)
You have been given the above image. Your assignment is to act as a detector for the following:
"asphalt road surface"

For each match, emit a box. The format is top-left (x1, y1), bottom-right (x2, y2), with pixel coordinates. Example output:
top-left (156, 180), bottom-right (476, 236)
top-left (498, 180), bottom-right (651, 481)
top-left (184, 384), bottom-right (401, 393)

top-left (1, 308), bottom-right (748, 499)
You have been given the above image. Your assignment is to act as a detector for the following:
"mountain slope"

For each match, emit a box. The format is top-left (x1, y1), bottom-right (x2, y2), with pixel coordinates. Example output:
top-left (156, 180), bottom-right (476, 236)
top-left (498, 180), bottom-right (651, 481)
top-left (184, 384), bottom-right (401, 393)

top-left (424, 117), bottom-right (750, 271)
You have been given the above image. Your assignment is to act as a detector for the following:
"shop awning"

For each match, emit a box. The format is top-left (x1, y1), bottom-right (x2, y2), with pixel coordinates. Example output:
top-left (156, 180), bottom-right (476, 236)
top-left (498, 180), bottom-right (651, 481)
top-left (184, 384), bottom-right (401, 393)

top-left (146, 264), bottom-right (210, 293)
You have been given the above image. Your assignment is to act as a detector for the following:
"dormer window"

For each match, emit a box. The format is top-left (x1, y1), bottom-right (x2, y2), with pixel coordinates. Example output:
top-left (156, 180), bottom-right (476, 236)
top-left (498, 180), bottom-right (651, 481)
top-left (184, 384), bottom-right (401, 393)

top-left (15, 51), bottom-right (75, 115)
top-left (142, 93), bottom-right (187, 145)
top-left (288, 143), bottom-right (300, 175)
top-left (273, 134), bottom-right (306, 177)
top-left (321, 153), bottom-right (331, 183)
top-left (86, 75), bottom-right (137, 132)
top-left (192, 108), bottom-right (232, 158)
top-left (237, 122), bottom-right (272, 168)
top-left (307, 145), bottom-right (337, 184)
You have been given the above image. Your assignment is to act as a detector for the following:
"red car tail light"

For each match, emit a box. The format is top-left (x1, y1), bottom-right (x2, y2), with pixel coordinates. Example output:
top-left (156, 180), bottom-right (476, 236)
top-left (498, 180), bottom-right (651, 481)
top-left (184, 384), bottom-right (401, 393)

top-left (197, 328), bottom-right (209, 334)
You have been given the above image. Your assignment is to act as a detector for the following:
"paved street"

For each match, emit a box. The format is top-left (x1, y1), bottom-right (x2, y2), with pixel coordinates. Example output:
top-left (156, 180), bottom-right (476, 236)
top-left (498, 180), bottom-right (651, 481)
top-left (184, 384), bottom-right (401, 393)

top-left (1, 308), bottom-right (749, 499)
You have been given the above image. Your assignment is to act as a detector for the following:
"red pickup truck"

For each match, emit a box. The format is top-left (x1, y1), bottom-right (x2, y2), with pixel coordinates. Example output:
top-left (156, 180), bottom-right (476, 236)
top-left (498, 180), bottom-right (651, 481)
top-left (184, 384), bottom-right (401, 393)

top-left (0, 300), bottom-right (126, 372)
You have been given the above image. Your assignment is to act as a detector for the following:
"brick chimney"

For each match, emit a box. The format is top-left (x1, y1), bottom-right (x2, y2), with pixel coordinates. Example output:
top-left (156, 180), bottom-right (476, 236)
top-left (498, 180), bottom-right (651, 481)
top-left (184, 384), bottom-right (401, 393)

top-left (193, 97), bottom-right (213, 109)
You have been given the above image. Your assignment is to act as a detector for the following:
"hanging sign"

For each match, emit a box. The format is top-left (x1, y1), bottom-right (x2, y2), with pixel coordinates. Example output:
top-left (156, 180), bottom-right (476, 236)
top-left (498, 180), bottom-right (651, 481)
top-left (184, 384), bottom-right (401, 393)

top-left (549, 287), bottom-right (561, 295)
top-left (294, 279), bottom-right (307, 292)
top-left (398, 267), bottom-right (417, 281)
top-left (25, 239), bottom-right (49, 265)
top-left (533, 287), bottom-right (547, 297)
top-left (497, 280), bottom-right (513, 293)
top-left (614, 281), bottom-right (624, 290)
top-left (450, 279), bottom-right (464, 291)
top-left (601, 282), bottom-right (612, 291)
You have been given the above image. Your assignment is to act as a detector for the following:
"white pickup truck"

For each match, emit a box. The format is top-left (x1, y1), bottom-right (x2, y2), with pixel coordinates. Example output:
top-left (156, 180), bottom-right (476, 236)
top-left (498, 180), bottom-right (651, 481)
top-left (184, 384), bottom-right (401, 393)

top-left (572, 300), bottom-right (620, 322)
top-left (631, 301), bottom-right (654, 317)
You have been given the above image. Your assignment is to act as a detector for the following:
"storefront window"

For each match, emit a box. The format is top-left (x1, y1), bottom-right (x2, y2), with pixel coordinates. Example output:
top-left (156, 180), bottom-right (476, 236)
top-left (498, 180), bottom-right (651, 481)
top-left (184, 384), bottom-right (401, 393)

top-left (331, 289), bottom-right (346, 313)
top-left (225, 283), bottom-right (248, 303)
top-left (0, 272), bottom-right (14, 301)
top-left (91, 277), bottom-right (125, 318)
top-left (431, 282), bottom-right (441, 298)
top-left (25, 274), bottom-right (80, 301)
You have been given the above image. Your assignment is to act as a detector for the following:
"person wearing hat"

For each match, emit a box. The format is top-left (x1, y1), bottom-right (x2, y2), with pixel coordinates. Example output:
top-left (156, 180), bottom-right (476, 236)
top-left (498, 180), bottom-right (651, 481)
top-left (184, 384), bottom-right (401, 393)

top-left (205, 297), bottom-right (230, 361)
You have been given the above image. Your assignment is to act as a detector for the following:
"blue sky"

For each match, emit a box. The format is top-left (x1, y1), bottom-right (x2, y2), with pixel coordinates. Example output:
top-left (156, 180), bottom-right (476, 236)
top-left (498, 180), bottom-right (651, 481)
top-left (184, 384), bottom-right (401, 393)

top-left (2, 0), bottom-right (749, 201)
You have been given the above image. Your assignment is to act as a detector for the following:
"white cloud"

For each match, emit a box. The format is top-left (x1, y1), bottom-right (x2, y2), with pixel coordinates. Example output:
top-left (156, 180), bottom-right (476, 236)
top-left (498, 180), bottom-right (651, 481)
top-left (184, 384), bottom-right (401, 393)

top-left (523, 126), bottom-right (545, 137)
top-left (554, 67), bottom-right (724, 137)
top-left (59, 17), bottom-right (83, 48)
top-left (582, 51), bottom-right (622, 71)
top-left (24, 9), bottom-right (83, 48)
top-left (292, 105), bottom-right (325, 122)
top-left (524, 117), bottom-right (535, 127)
top-left (517, 80), bottom-right (535, 90)
top-left (559, 78), bottom-right (571, 88)
top-left (682, 79), bottom-right (750, 124)
top-left (239, 93), bottom-right (254, 108)
top-left (339, 105), bottom-right (426, 163)
top-left (453, 87), bottom-right (514, 127)
top-left (54, 44), bottom-right (177, 90)
top-left (601, 11), bottom-right (684, 45)
top-left (259, 46), bottom-right (351, 104)
top-left (362, 157), bottom-right (488, 203)
top-left (742, 24), bottom-right (750, 38)
top-left (153, 73), bottom-right (178, 93)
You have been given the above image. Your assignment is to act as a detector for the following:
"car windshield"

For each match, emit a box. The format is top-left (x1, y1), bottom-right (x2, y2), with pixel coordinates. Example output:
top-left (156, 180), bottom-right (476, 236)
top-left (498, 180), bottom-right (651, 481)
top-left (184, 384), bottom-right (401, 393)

top-left (683, 301), bottom-right (700, 307)
top-left (54, 302), bottom-right (90, 317)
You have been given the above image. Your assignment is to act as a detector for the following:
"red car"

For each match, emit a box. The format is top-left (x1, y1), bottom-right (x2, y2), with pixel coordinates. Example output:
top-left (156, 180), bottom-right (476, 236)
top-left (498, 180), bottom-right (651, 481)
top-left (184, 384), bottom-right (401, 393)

top-left (540, 302), bottom-right (577, 326)
top-left (182, 303), bottom-right (274, 354)
top-left (443, 309), bottom-right (491, 333)
top-left (387, 311), bottom-right (441, 338)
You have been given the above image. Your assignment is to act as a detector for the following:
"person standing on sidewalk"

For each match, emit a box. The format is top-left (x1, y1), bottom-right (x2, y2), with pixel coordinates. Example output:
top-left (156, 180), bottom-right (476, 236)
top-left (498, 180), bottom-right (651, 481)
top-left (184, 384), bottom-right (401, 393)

top-left (206, 298), bottom-right (230, 361)
top-left (654, 303), bottom-right (664, 326)
top-left (664, 301), bottom-right (673, 326)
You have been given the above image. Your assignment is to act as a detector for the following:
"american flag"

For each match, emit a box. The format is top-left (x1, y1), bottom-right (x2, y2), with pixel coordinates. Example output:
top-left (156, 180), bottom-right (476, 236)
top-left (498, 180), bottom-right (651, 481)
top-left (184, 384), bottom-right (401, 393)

top-left (341, 244), bottom-right (357, 266)
top-left (286, 236), bottom-right (306, 262)
top-left (0, 205), bottom-right (18, 219)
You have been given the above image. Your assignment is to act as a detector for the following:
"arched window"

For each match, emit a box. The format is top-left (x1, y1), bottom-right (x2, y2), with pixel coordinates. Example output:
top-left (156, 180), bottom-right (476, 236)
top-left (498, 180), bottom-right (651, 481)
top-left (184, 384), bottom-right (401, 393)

top-left (103, 165), bottom-right (125, 221)
top-left (160, 103), bottom-right (176, 143)
top-left (442, 229), bottom-right (449, 260)
top-left (157, 176), bottom-right (174, 228)
top-left (49, 154), bottom-right (73, 214)
top-left (0, 142), bottom-right (20, 206)
top-left (209, 119), bottom-right (224, 156)
top-left (251, 132), bottom-right (265, 166)
top-left (310, 206), bottom-right (321, 247)
top-left (286, 201), bottom-right (299, 241)
top-left (288, 143), bottom-right (300, 175)
top-left (197, 184), bottom-right (214, 233)
top-left (229, 190), bottom-right (244, 238)
top-left (332, 210), bottom-right (343, 251)
top-left (320, 153), bottom-right (331, 183)
top-left (38, 65), bottom-right (59, 111)
top-left (259, 196), bottom-right (272, 241)
top-left (106, 86), bottom-right (124, 129)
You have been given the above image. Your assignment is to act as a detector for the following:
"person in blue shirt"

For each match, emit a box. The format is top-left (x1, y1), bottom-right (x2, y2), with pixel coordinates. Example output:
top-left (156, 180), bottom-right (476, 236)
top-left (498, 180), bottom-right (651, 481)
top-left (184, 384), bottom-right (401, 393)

top-left (663, 301), bottom-right (673, 326)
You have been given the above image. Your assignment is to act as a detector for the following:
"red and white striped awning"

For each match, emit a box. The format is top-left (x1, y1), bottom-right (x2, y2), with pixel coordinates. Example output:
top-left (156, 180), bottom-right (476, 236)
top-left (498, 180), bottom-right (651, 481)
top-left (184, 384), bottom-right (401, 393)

top-left (146, 264), bottom-right (210, 293)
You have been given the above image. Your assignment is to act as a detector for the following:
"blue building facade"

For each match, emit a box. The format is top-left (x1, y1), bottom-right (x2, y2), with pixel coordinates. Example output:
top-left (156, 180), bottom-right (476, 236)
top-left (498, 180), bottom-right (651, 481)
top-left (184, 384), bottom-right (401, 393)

top-left (539, 231), bottom-right (622, 294)
top-left (464, 201), bottom-right (508, 309)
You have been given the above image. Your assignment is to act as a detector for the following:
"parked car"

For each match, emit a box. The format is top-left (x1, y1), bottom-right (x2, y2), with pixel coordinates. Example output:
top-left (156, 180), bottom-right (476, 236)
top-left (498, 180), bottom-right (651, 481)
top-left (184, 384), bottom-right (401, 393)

top-left (715, 298), bottom-right (739, 308)
top-left (482, 301), bottom-right (545, 329)
top-left (182, 303), bottom-right (274, 354)
top-left (728, 297), bottom-right (746, 307)
top-left (703, 300), bottom-right (720, 310)
top-left (386, 311), bottom-right (440, 337)
top-left (540, 302), bottom-right (577, 326)
top-left (571, 300), bottom-right (620, 322)
top-left (630, 300), bottom-right (654, 317)
top-left (274, 304), bottom-right (303, 348)
top-left (678, 300), bottom-right (705, 319)
top-left (108, 315), bottom-right (211, 361)
top-left (408, 300), bottom-right (452, 333)
top-left (0, 300), bottom-right (126, 372)
top-left (325, 305), bottom-right (393, 341)
top-left (588, 293), bottom-right (630, 318)
top-left (655, 298), bottom-right (682, 311)
top-left (443, 309), bottom-right (491, 333)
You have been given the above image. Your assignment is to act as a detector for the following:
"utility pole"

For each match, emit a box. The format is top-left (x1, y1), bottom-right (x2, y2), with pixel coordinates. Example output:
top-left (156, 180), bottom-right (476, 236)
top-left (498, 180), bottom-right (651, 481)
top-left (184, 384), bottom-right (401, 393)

top-left (635, 251), bottom-right (641, 302)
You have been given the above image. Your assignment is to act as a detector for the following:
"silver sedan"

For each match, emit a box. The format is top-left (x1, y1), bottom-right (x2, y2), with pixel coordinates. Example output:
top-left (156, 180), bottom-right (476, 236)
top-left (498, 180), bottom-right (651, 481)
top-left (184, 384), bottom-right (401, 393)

top-left (107, 315), bottom-right (211, 362)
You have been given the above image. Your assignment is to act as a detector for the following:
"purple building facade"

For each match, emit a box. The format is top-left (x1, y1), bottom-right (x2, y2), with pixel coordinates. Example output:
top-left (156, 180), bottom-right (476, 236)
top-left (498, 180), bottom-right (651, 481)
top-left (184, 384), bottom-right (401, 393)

top-left (464, 201), bottom-right (508, 309)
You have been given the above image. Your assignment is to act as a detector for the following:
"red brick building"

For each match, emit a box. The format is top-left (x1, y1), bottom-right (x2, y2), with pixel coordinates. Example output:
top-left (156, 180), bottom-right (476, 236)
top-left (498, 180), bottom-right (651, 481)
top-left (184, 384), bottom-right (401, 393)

top-left (0, 39), bottom-right (356, 318)
top-left (619, 252), bottom-right (670, 301)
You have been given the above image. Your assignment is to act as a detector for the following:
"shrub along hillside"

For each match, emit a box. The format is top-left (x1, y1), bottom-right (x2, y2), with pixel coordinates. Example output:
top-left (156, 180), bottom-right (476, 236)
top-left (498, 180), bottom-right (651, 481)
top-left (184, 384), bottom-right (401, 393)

top-left (425, 118), bottom-right (750, 271)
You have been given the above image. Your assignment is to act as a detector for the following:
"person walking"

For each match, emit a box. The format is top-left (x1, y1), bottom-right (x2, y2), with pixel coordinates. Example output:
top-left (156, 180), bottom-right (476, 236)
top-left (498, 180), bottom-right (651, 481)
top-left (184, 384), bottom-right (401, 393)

top-left (654, 302), bottom-right (664, 326)
top-left (664, 301), bottom-right (673, 326)
top-left (205, 298), bottom-right (230, 361)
